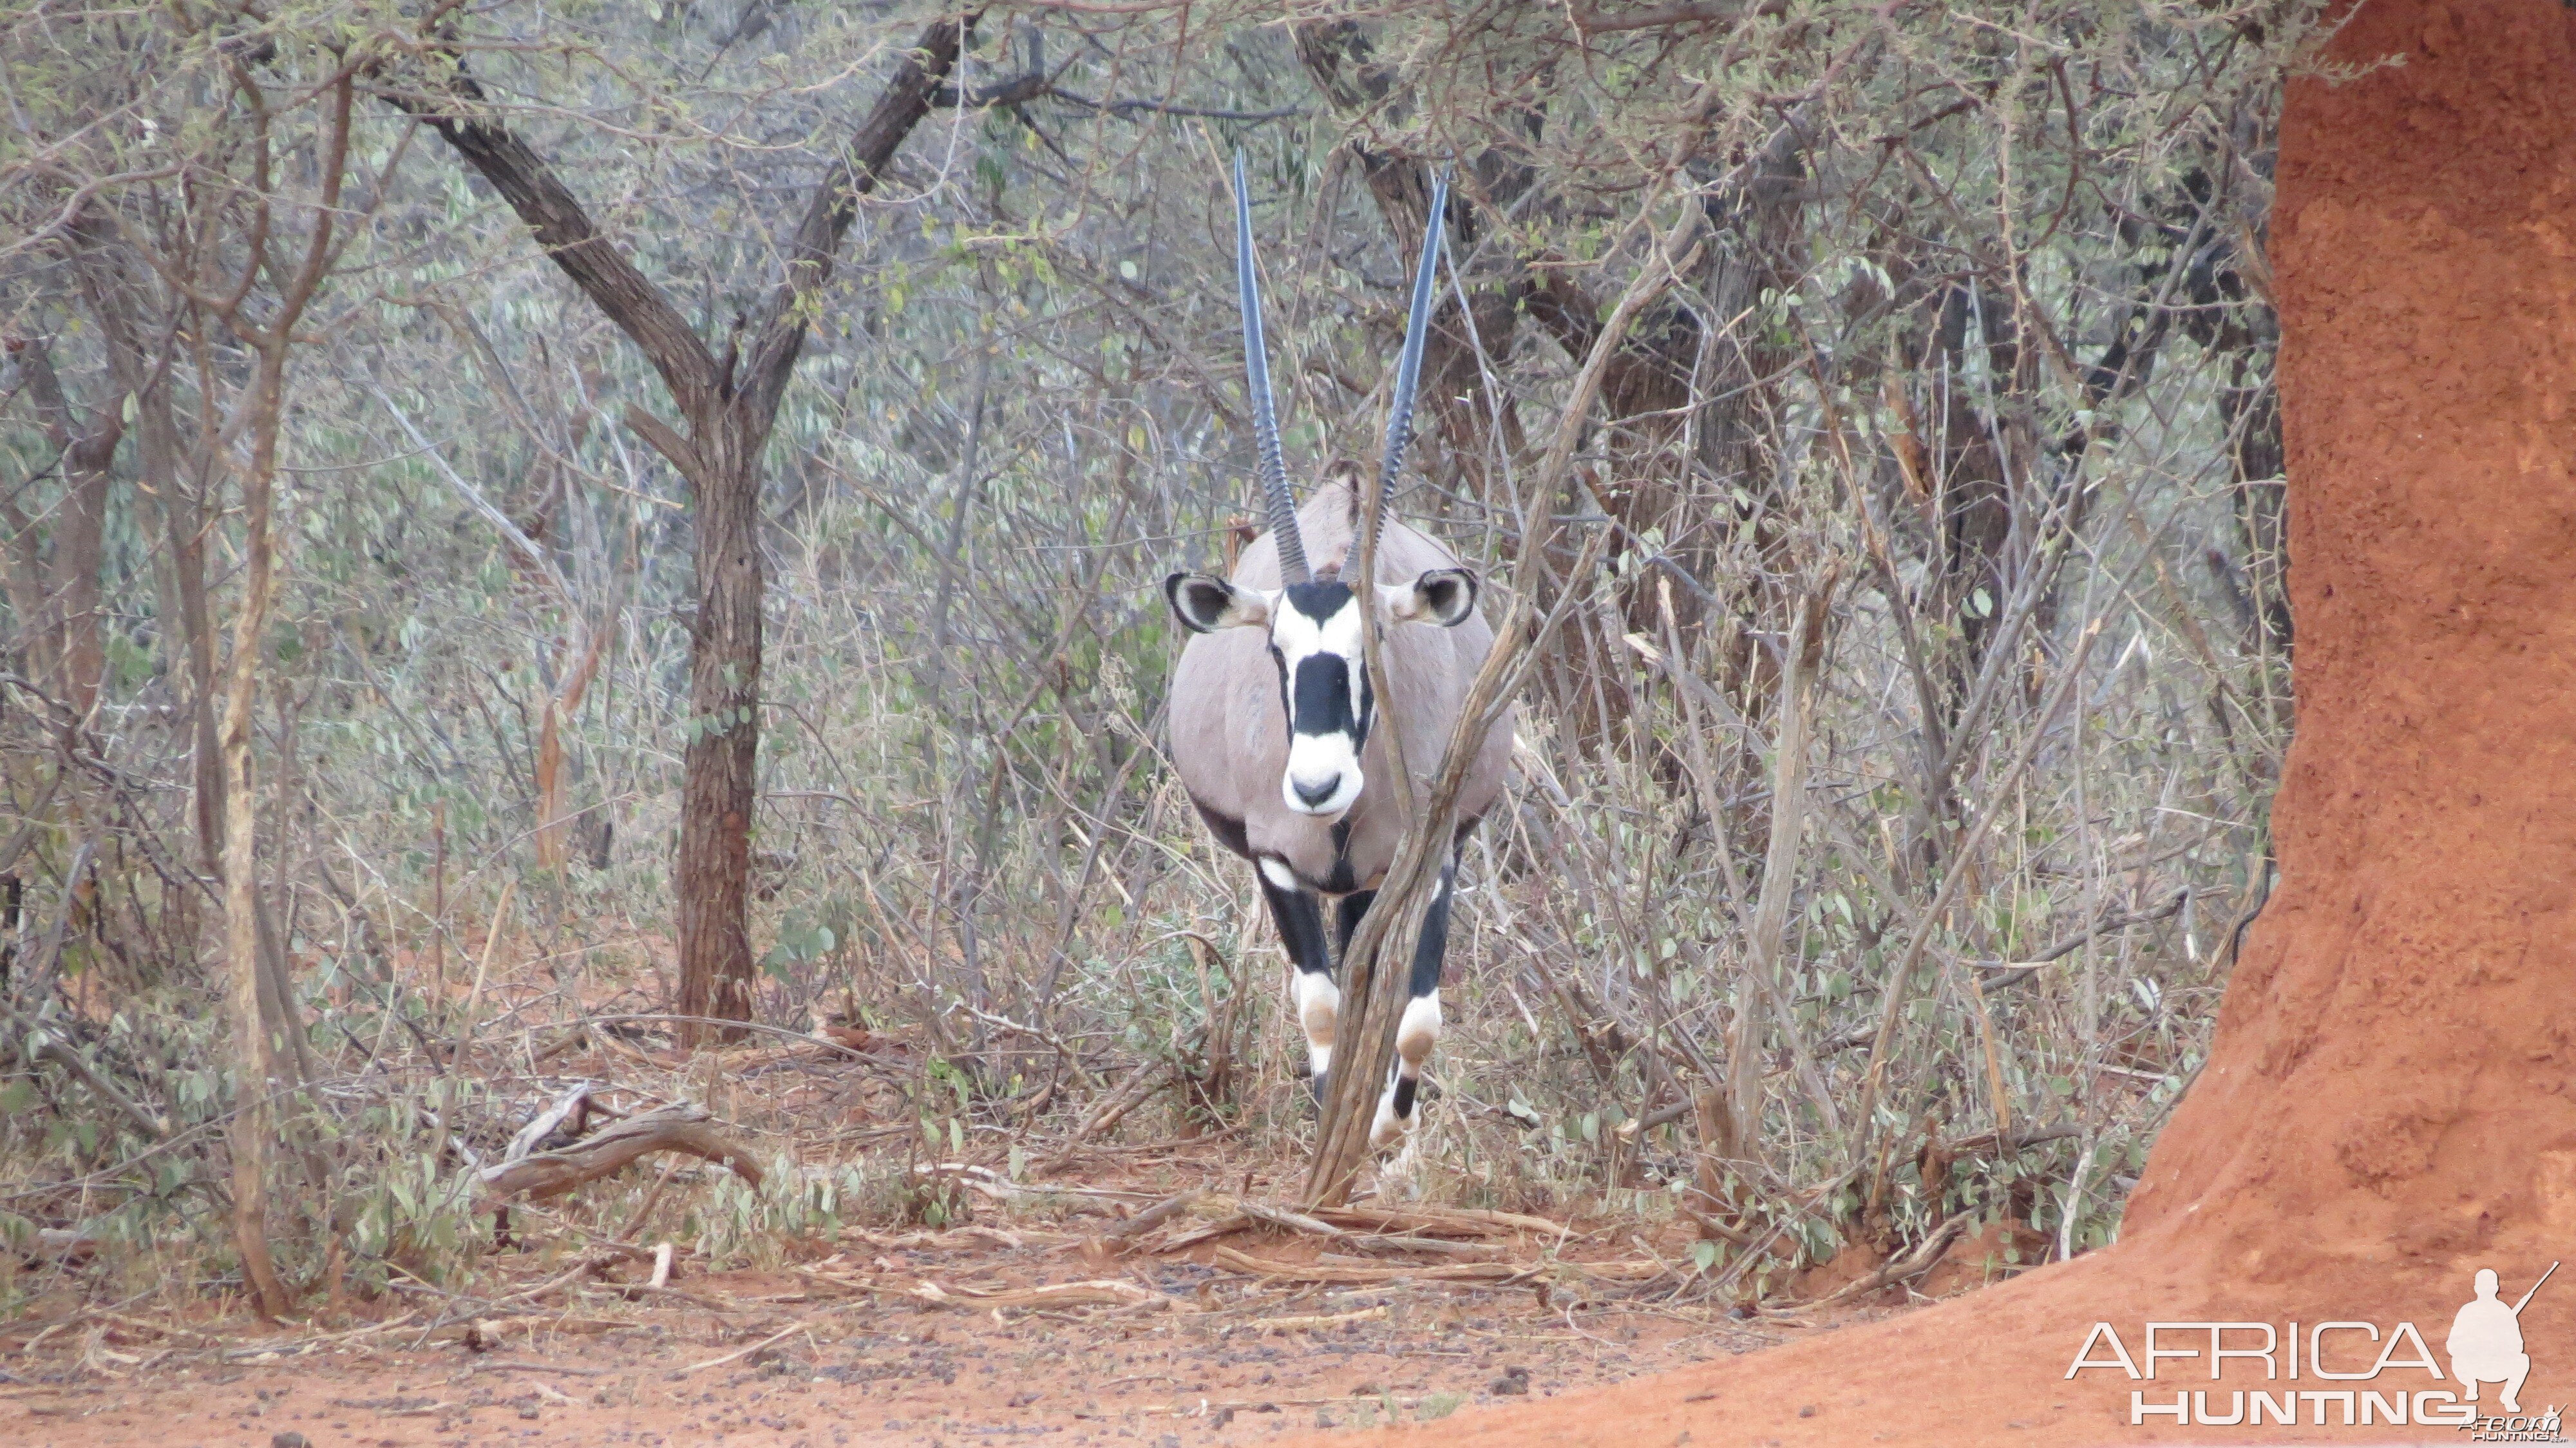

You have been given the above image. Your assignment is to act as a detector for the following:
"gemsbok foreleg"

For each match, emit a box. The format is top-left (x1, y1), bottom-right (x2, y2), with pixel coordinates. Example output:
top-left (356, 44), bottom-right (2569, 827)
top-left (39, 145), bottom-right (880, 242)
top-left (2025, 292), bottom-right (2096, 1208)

top-left (1370, 856), bottom-right (1457, 1149)
top-left (1258, 861), bottom-right (1338, 1103)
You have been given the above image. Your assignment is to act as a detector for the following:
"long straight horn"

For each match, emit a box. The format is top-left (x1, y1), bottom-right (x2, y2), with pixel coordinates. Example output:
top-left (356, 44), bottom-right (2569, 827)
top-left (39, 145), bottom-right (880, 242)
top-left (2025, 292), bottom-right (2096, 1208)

top-left (1234, 150), bottom-right (1309, 584)
top-left (1376, 166), bottom-right (1452, 537)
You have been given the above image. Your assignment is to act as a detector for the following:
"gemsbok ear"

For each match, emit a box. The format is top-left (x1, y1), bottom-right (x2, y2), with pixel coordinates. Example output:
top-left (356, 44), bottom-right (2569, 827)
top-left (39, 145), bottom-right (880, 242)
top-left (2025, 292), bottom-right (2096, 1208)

top-left (1390, 567), bottom-right (1478, 627)
top-left (1165, 571), bottom-right (1271, 633)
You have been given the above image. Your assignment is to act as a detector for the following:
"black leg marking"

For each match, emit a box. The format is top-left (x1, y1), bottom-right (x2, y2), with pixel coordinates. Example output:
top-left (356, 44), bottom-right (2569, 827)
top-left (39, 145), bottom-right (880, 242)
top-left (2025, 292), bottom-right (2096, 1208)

top-left (1374, 855), bottom-right (1461, 1147)
top-left (1192, 800), bottom-right (1251, 859)
top-left (1406, 859), bottom-right (1458, 1002)
top-left (1262, 871), bottom-right (1338, 1107)
top-left (1259, 873), bottom-right (1331, 977)
top-left (1334, 889), bottom-right (1377, 963)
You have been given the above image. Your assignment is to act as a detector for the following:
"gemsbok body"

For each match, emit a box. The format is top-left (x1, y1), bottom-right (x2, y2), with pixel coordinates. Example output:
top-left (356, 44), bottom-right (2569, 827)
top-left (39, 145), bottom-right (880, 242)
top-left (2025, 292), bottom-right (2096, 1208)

top-left (1162, 157), bottom-right (1511, 1150)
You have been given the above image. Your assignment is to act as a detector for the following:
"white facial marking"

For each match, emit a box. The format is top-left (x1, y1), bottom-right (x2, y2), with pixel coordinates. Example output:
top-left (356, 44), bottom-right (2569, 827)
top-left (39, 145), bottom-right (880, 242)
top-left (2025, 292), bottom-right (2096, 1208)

top-left (1272, 595), bottom-right (1369, 817)
top-left (1291, 970), bottom-right (1340, 1080)
top-left (1282, 734), bottom-right (1363, 817)
top-left (1258, 856), bottom-right (1300, 891)
top-left (1268, 594), bottom-right (1365, 665)
top-left (1396, 989), bottom-right (1443, 1068)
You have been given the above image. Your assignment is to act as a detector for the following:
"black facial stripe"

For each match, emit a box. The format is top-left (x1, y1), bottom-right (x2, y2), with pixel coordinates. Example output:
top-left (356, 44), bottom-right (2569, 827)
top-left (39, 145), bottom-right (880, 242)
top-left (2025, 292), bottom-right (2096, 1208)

top-left (1282, 579), bottom-right (1354, 624)
top-left (1272, 581), bottom-right (1376, 744)
top-left (1291, 654), bottom-right (1354, 738)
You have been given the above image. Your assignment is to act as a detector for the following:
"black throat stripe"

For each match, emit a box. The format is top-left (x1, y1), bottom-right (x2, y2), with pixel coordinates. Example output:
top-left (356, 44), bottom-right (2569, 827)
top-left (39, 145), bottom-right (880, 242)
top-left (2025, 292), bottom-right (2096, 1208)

top-left (1323, 818), bottom-right (1358, 895)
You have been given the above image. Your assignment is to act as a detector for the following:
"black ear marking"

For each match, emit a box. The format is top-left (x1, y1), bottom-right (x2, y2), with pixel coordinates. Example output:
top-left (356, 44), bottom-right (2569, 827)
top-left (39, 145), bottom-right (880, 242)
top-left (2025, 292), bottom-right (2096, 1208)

top-left (1166, 571), bottom-right (1262, 633)
top-left (1399, 567), bottom-right (1479, 627)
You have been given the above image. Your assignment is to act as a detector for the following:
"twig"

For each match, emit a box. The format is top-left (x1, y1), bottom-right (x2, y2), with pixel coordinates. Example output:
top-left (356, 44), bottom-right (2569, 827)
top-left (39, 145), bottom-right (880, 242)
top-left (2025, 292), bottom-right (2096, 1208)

top-left (1103, 1191), bottom-right (1200, 1243)
top-left (451, 877), bottom-right (517, 1064)
top-left (1976, 889), bottom-right (2190, 979)
top-left (681, 1320), bottom-right (808, 1375)
top-left (1041, 1058), bottom-right (1175, 1168)
top-left (502, 1081), bottom-right (592, 1163)
top-left (485, 1250), bottom-right (634, 1308)
top-left (471, 1360), bottom-right (615, 1378)
top-left (1850, 620), bottom-right (2106, 1159)
top-left (1777, 1210), bottom-right (1974, 1313)
top-left (7, 1002), bottom-right (171, 1140)
top-left (1210, 1246), bottom-right (1538, 1285)
top-left (1244, 1305), bottom-right (1388, 1332)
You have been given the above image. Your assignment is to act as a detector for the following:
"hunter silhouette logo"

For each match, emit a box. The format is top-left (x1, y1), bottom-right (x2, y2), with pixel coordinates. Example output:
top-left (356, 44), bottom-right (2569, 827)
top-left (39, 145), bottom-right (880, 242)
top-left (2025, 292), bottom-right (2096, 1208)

top-left (2068, 1261), bottom-right (2562, 1434)
top-left (2452, 1263), bottom-right (2552, 1416)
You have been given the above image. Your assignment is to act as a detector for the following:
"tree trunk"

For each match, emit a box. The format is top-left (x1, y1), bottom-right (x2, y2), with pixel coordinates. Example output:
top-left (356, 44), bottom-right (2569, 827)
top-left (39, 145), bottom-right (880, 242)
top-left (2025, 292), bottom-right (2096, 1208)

top-left (0, 491), bottom-right (45, 685)
top-left (395, 18), bottom-right (967, 1042)
top-left (51, 424), bottom-right (117, 726)
top-left (3, 336), bottom-right (122, 723)
top-left (175, 483), bottom-right (224, 872)
top-left (72, 234), bottom-right (222, 882)
top-left (220, 348), bottom-right (293, 1322)
top-left (535, 622), bottom-right (612, 873)
top-left (673, 421), bottom-right (764, 1035)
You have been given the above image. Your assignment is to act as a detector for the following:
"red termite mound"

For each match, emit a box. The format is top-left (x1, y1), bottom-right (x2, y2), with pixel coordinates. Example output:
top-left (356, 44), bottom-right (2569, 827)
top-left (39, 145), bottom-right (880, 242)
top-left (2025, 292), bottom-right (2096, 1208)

top-left (1321, 3), bottom-right (2576, 1442)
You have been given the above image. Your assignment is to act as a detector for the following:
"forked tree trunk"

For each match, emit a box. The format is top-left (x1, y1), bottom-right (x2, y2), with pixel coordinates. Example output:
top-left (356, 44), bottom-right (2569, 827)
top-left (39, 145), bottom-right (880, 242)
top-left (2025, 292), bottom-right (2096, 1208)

top-left (397, 20), bottom-right (966, 1043)
top-left (203, 73), bottom-right (353, 1324)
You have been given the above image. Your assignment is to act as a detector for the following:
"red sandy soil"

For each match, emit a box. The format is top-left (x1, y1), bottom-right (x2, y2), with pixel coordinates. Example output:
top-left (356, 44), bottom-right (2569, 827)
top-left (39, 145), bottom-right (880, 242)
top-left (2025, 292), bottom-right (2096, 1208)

top-left (4, 1124), bottom-right (2059, 1448)
top-left (1336, 2), bottom-right (2576, 1443)
top-left (3, 1206), bottom-right (1835, 1448)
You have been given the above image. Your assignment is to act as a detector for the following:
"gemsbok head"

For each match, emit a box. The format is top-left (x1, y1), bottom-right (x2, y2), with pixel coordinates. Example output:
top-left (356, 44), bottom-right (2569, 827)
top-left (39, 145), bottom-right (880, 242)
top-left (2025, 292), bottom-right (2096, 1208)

top-left (1162, 155), bottom-right (1513, 1150)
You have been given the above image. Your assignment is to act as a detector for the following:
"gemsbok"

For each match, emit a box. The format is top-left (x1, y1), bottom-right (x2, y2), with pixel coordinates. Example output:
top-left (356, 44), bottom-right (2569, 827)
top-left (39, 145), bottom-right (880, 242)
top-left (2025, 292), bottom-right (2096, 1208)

top-left (1162, 156), bottom-right (1512, 1150)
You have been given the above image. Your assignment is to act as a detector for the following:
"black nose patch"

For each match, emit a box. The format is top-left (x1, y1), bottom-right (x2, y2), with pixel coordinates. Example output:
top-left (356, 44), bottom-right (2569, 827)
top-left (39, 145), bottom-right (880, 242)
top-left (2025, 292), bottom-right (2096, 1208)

top-left (1291, 654), bottom-right (1354, 738)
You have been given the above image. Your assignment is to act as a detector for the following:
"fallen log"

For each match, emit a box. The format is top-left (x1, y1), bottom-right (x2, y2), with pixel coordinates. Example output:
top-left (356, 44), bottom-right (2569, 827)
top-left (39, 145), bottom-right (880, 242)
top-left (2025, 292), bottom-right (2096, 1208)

top-left (1152, 1197), bottom-right (1557, 1255)
top-left (1210, 1246), bottom-right (1531, 1284)
top-left (909, 1277), bottom-right (1191, 1313)
top-left (1243, 1304), bottom-right (1390, 1333)
top-left (477, 1103), bottom-right (762, 1202)
top-left (1315, 1203), bottom-right (1570, 1240)
top-left (1210, 1244), bottom-right (1663, 1286)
